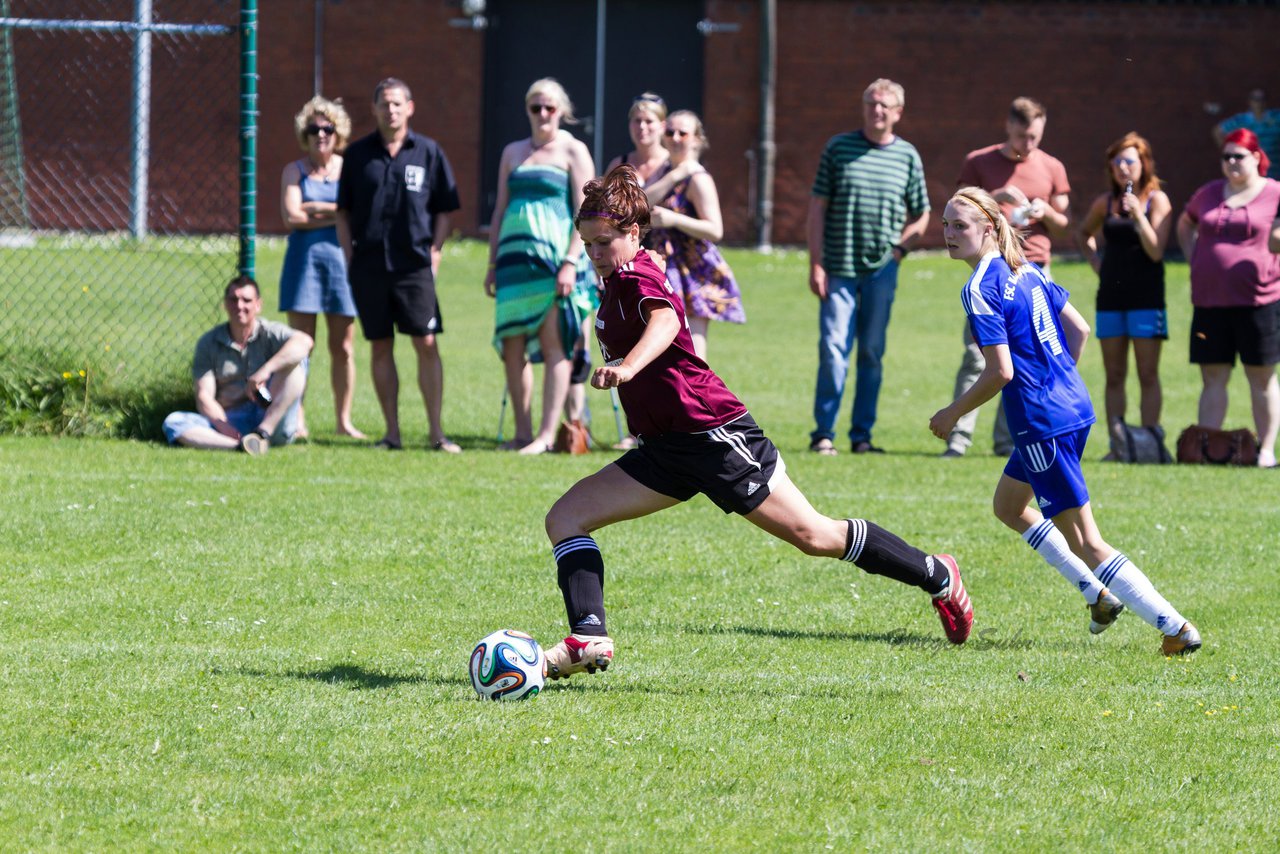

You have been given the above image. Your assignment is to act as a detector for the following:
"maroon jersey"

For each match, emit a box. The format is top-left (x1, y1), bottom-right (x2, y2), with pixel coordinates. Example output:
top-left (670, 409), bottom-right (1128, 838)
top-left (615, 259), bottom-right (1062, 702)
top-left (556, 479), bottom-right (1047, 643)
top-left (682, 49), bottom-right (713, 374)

top-left (595, 251), bottom-right (747, 436)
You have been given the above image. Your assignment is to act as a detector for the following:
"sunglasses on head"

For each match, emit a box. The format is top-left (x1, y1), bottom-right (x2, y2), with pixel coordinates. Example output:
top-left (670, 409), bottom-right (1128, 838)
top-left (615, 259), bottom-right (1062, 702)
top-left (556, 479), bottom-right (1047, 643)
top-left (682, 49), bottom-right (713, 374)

top-left (633, 93), bottom-right (666, 108)
top-left (527, 103), bottom-right (556, 115)
top-left (1221, 152), bottom-right (1250, 163)
top-left (305, 124), bottom-right (336, 137)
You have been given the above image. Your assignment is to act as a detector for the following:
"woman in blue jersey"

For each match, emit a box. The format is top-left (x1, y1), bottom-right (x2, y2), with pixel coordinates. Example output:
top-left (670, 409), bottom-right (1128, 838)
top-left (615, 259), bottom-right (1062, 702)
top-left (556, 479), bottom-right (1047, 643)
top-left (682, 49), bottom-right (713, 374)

top-left (484, 78), bottom-right (597, 453)
top-left (931, 187), bottom-right (1200, 656)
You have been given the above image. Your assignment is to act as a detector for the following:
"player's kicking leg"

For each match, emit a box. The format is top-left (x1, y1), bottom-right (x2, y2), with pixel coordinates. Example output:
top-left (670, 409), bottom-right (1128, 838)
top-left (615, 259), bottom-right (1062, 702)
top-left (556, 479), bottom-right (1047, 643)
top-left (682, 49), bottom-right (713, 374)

top-left (543, 463), bottom-right (681, 679)
top-left (745, 471), bottom-right (972, 644)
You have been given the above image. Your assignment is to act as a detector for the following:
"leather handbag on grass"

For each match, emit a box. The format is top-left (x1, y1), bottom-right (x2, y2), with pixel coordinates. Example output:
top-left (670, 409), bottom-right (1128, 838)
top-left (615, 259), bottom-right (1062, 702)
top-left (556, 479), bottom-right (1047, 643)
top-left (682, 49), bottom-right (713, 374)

top-left (1175, 425), bottom-right (1259, 466)
top-left (553, 419), bottom-right (591, 455)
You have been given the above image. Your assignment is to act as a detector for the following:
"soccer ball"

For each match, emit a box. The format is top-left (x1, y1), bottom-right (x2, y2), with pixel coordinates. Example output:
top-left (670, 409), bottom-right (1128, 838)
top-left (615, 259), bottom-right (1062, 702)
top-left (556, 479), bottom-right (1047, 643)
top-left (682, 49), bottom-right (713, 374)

top-left (469, 629), bottom-right (545, 701)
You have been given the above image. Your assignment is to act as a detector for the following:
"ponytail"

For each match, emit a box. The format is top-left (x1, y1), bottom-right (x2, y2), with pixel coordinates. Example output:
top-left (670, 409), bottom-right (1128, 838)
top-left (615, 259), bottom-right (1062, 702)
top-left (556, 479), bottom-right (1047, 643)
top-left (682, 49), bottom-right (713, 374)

top-left (951, 186), bottom-right (1027, 271)
top-left (576, 164), bottom-right (651, 236)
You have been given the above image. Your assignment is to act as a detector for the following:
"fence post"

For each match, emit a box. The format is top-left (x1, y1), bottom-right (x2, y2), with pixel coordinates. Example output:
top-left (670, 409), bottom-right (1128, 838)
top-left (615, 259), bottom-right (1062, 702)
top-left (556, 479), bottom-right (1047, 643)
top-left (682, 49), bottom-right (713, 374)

top-left (129, 0), bottom-right (151, 239)
top-left (238, 0), bottom-right (258, 277)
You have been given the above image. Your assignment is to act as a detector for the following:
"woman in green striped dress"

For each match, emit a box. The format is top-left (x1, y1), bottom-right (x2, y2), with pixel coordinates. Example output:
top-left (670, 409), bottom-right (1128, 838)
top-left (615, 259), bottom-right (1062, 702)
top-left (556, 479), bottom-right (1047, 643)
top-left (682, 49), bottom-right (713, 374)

top-left (484, 78), bottom-right (597, 453)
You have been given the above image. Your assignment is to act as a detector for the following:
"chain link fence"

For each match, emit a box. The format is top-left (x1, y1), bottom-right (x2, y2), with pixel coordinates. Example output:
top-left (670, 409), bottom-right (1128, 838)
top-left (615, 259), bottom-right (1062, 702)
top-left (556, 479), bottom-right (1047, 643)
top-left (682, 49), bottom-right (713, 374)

top-left (0, 1), bottom-right (242, 436)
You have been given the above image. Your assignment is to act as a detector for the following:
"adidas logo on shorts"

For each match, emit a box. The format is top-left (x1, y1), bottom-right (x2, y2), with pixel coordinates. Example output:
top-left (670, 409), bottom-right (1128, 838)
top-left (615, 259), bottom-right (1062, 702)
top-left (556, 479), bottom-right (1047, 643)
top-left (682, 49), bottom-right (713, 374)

top-left (746, 482), bottom-right (760, 496)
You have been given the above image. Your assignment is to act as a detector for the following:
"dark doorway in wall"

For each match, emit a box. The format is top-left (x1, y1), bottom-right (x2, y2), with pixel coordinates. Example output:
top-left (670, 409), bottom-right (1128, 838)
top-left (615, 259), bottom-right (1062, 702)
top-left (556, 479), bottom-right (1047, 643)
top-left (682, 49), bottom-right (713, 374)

top-left (479, 0), bottom-right (705, 227)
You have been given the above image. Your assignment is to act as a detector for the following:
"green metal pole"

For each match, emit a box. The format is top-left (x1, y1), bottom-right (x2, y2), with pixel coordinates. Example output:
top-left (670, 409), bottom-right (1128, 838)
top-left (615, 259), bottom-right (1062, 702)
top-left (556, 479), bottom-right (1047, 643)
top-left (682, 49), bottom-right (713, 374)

top-left (238, 0), bottom-right (257, 277)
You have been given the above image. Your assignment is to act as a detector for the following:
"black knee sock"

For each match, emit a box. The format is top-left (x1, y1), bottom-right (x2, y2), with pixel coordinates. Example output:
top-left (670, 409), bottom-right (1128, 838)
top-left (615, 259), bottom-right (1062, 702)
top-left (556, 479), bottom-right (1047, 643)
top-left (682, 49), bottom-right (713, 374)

top-left (842, 519), bottom-right (946, 595)
top-left (553, 536), bottom-right (607, 636)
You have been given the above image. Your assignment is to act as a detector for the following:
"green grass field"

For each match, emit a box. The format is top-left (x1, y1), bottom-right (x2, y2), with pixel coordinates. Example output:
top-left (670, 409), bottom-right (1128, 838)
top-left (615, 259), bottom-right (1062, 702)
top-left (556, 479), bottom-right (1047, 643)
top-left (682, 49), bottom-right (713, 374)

top-left (1, 240), bottom-right (1277, 850)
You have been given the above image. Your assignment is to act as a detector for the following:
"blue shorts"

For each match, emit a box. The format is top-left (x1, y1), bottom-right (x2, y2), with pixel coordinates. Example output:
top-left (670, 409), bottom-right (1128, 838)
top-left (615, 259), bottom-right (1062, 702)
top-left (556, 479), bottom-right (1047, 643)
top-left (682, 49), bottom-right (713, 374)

top-left (1002, 426), bottom-right (1092, 516)
top-left (1095, 308), bottom-right (1167, 340)
top-left (163, 400), bottom-right (301, 446)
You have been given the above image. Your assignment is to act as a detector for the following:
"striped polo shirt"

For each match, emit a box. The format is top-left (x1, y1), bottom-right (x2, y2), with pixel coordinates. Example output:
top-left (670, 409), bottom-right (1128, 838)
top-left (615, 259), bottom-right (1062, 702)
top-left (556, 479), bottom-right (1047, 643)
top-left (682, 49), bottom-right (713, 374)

top-left (812, 131), bottom-right (929, 277)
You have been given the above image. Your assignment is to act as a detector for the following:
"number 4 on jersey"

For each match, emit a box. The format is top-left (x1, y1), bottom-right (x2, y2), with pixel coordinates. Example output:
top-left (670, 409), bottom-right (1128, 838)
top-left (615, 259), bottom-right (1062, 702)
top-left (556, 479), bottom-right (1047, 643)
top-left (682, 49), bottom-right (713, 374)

top-left (1030, 286), bottom-right (1063, 356)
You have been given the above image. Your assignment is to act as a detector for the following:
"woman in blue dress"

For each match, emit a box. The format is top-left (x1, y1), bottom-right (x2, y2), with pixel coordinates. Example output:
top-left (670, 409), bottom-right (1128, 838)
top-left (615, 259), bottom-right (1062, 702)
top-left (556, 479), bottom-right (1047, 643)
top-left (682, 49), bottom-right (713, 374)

top-left (279, 95), bottom-right (363, 438)
top-left (931, 186), bottom-right (1200, 656)
top-left (484, 79), bottom-right (596, 453)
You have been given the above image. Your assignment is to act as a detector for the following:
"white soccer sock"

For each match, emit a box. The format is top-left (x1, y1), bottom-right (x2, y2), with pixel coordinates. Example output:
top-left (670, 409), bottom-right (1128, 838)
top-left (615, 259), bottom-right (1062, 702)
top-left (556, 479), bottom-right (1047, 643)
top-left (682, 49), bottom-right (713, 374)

top-left (1023, 519), bottom-right (1105, 604)
top-left (1095, 551), bottom-right (1187, 636)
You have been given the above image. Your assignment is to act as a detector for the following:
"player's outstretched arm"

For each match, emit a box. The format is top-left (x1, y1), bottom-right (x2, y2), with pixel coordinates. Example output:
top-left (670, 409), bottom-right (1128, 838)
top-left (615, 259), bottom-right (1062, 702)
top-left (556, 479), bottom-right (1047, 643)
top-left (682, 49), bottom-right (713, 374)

top-left (930, 343), bottom-right (1012, 440)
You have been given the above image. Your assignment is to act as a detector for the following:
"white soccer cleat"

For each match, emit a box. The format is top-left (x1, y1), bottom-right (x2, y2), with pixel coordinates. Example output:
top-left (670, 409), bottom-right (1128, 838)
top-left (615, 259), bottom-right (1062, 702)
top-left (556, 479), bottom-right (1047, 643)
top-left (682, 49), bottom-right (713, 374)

top-left (543, 633), bottom-right (614, 680)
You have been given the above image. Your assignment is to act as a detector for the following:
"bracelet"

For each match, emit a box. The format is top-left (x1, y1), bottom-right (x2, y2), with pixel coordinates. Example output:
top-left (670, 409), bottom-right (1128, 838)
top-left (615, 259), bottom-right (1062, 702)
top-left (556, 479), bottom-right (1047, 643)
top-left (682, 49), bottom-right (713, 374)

top-left (560, 258), bottom-right (576, 268)
top-left (893, 243), bottom-right (909, 257)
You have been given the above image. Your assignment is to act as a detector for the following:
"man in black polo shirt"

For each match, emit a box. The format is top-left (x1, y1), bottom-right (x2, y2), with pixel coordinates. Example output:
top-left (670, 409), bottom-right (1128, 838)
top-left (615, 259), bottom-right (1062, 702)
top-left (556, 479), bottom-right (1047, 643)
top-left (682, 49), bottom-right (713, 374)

top-left (337, 77), bottom-right (463, 452)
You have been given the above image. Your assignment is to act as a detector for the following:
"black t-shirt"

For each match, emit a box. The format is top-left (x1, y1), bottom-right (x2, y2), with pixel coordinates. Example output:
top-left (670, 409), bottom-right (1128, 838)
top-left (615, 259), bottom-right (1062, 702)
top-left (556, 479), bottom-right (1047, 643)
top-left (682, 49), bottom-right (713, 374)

top-left (337, 130), bottom-right (461, 273)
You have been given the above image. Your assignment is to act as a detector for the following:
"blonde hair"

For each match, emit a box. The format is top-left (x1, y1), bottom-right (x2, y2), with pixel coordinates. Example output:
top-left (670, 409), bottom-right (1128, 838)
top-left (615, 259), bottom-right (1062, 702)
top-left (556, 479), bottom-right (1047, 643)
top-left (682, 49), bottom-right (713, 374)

top-left (293, 95), bottom-right (352, 151)
top-left (665, 110), bottom-right (709, 153)
top-left (951, 186), bottom-right (1027, 270)
top-left (525, 77), bottom-right (578, 125)
top-left (863, 78), bottom-right (905, 109)
top-left (628, 91), bottom-right (668, 122)
top-left (1009, 96), bottom-right (1046, 126)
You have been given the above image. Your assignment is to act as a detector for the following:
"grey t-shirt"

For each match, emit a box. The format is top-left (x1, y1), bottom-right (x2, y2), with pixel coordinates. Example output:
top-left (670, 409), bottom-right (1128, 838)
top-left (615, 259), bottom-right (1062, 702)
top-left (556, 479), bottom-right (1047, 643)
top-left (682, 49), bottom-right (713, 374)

top-left (192, 318), bottom-right (296, 409)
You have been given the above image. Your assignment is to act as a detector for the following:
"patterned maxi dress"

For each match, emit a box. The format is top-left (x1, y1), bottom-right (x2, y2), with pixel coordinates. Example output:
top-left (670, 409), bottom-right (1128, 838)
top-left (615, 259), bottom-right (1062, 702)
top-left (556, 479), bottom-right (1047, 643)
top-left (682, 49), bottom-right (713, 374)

top-left (649, 175), bottom-right (745, 324)
top-left (493, 164), bottom-right (597, 359)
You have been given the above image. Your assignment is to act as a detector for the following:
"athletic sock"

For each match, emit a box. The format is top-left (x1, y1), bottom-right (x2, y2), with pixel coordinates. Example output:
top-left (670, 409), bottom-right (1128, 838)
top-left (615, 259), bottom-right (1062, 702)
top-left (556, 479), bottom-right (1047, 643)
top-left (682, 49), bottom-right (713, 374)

top-left (553, 536), bottom-right (608, 637)
top-left (1095, 551), bottom-right (1187, 636)
top-left (842, 519), bottom-right (947, 595)
top-left (1022, 519), bottom-right (1105, 604)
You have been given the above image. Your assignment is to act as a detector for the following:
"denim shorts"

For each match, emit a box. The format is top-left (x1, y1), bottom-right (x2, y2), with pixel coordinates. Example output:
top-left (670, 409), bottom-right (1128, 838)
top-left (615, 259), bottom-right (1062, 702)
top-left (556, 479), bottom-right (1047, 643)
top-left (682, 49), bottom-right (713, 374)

top-left (163, 400), bottom-right (300, 446)
top-left (1095, 308), bottom-right (1167, 340)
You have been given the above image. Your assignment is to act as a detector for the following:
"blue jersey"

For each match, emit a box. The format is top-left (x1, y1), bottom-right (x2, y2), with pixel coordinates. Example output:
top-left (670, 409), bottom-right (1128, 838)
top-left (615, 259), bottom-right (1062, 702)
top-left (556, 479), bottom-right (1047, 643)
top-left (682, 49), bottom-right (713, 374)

top-left (962, 253), bottom-right (1095, 444)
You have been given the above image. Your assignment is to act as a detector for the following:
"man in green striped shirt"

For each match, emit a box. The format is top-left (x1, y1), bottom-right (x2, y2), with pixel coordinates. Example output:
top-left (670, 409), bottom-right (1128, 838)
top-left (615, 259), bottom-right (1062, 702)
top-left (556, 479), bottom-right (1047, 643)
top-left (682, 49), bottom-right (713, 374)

top-left (807, 78), bottom-right (930, 455)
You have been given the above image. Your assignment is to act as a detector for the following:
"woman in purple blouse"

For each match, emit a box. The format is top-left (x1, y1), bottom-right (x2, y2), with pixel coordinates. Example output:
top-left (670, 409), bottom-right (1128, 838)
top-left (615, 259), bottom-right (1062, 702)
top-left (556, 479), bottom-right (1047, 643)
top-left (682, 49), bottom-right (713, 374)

top-left (1176, 128), bottom-right (1280, 467)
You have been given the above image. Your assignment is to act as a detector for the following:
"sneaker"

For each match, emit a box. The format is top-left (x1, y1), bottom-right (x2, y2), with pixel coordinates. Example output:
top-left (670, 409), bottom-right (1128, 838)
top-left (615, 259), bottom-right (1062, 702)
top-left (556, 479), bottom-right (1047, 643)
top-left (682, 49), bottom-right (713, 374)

top-left (543, 633), bottom-right (614, 680)
top-left (930, 554), bottom-right (973, 644)
top-left (1088, 588), bottom-right (1125, 634)
top-left (940, 448), bottom-right (965, 459)
top-left (1161, 622), bottom-right (1202, 656)
top-left (240, 431), bottom-right (269, 456)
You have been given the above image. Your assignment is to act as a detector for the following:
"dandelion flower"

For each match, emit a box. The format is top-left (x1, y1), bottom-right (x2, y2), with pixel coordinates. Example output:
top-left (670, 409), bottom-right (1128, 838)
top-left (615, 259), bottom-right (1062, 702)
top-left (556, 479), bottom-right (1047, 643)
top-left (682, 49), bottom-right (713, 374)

top-left (62, 371), bottom-right (72, 379)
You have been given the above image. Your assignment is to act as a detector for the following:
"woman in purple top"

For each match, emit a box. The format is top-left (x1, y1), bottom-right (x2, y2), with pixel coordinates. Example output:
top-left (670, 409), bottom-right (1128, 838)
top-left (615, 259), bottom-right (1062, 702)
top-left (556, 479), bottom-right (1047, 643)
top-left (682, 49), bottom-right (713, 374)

top-left (538, 165), bottom-right (974, 684)
top-left (645, 110), bottom-right (745, 360)
top-left (1176, 128), bottom-right (1280, 467)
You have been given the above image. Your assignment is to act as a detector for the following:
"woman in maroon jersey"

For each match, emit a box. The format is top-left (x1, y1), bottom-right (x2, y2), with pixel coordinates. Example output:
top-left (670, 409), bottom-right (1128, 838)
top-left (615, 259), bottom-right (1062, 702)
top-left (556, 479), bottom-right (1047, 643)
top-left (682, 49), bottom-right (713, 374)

top-left (538, 165), bottom-right (974, 682)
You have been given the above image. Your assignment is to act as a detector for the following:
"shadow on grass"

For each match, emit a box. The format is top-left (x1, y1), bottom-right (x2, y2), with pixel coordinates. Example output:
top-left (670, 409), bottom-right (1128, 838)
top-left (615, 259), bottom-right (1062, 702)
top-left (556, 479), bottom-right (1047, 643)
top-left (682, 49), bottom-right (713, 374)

top-left (238, 663), bottom-right (471, 690)
top-left (689, 623), bottom-right (1036, 651)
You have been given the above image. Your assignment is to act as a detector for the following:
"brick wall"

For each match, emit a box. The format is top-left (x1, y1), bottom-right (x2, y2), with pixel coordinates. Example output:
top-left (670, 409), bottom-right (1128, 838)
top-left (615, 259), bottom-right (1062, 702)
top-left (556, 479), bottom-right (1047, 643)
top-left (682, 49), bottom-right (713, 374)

top-left (747, 0), bottom-right (1280, 248)
top-left (11, 1), bottom-right (1280, 249)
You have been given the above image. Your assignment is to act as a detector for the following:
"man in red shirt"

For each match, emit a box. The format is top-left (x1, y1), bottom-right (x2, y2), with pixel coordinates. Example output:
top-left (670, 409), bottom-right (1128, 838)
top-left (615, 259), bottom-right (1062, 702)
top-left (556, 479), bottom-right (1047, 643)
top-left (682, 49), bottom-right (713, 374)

top-left (943, 97), bottom-right (1071, 458)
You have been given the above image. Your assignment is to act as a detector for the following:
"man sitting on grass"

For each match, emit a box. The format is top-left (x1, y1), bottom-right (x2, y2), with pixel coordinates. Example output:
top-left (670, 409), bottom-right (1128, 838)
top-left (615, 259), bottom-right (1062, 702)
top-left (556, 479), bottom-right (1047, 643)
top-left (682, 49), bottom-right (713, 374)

top-left (163, 275), bottom-right (313, 456)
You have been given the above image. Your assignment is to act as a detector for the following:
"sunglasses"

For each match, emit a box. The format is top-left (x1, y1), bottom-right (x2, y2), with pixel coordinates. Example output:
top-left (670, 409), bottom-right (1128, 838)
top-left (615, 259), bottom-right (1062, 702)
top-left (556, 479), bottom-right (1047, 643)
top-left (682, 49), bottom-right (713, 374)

top-left (527, 103), bottom-right (556, 116)
top-left (305, 124), bottom-right (336, 137)
top-left (633, 93), bottom-right (666, 107)
top-left (1221, 152), bottom-right (1250, 163)
top-left (1111, 157), bottom-right (1139, 167)
top-left (665, 128), bottom-right (691, 139)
